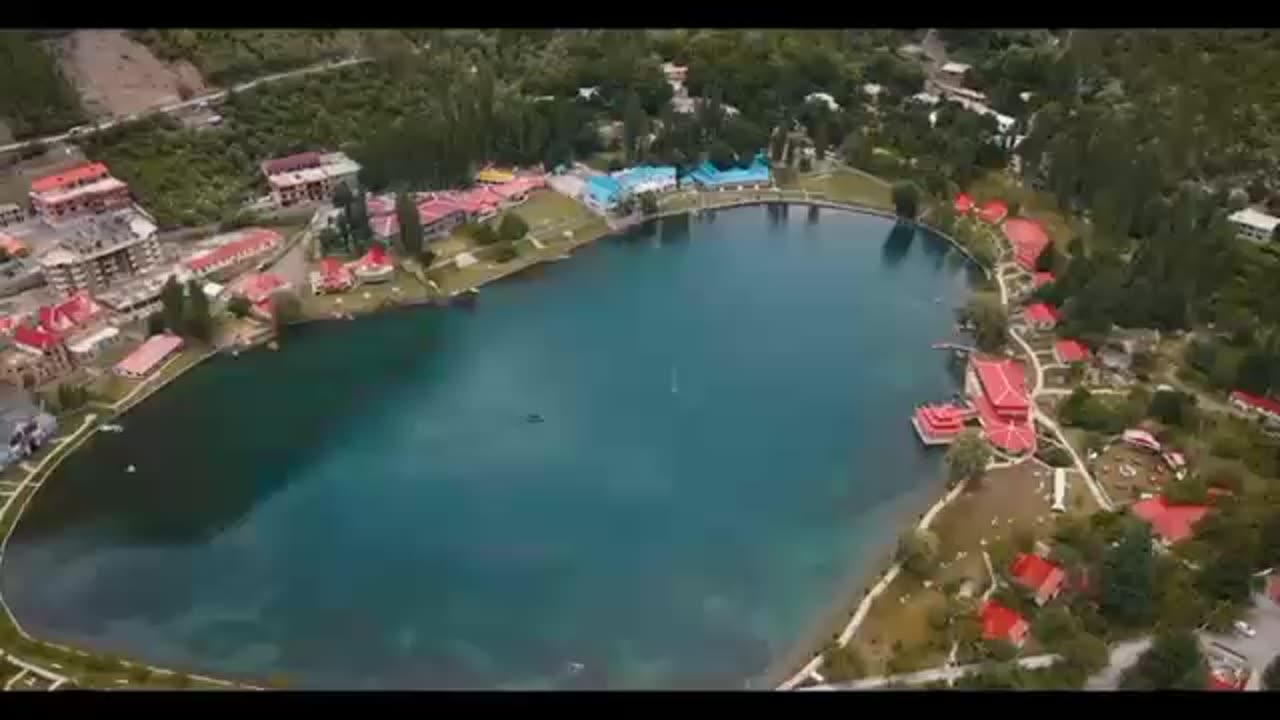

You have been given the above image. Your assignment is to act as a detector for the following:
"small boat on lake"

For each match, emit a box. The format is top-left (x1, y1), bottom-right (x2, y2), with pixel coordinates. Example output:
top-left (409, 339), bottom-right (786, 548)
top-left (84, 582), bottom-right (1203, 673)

top-left (526, 413), bottom-right (545, 424)
top-left (125, 464), bottom-right (137, 474)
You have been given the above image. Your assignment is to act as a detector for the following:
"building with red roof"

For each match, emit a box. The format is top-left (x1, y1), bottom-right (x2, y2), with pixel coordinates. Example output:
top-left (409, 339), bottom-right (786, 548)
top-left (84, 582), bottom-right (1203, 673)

top-left (978, 200), bottom-right (1008, 225)
top-left (1122, 428), bottom-right (1162, 454)
top-left (1130, 496), bottom-right (1210, 545)
top-left (954, 193), bottom-right (974, 214)
top-left (1003, 217), bottom-right (1050, 271)
top-left (966, 356), bottom-right (1035, 455)
top-left (1207, 668), bottom-right (1249, 691)
top-left (1032, 272), bottom-right (1055, 289)
top-left (979, 599), bottom-right (1029, 646)
top-left (184, 228), bottom-right (283, 278)
top-left (114, 333), bottom-right (184, 379)
top-left (911, 403), bottom-right (973, 445)
top-left (1, 320), bottom-right (74, 388)
top-left (1053, 339), bottom-right (1091, 365)
top-left (1023, 302), bottom-right (1059, 331)
top-left (352, 244), bottom-right (394, 284)
top-left (1008, 553), bottom-right (1066, 605)
top-left (230, 272), bottom-right (290, 319)
top-left (309, 257), bottom-right (355, 295)
top-left (1229, 390), bottom-right (1280, 422)
top-left (28, 162), bottom-right (132, 225)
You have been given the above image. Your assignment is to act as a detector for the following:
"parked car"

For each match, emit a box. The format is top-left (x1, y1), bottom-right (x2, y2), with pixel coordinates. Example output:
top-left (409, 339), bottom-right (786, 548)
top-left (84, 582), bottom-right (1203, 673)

top-left (1233, 620), bottom-right (1256, 638)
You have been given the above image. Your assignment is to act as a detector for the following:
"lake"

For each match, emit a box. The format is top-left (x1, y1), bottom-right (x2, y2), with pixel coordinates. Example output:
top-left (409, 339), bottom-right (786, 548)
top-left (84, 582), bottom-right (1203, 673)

top-left (2, 204), bottom-right (974, 688)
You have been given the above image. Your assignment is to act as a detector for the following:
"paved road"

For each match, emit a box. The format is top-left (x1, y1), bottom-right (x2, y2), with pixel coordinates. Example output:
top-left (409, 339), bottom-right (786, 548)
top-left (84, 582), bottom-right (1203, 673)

top-left (806, 654), bottom-right (1059, 690)
top-left (1084, 638), bottom-right (1152, 690)
top-left (0, 56), bottom-right (371, 154)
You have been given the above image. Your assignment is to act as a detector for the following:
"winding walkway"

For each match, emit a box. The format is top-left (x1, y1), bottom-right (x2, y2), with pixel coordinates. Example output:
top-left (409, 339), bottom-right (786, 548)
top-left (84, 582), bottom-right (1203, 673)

top-left (807, 653), bottom-right (1060, 690)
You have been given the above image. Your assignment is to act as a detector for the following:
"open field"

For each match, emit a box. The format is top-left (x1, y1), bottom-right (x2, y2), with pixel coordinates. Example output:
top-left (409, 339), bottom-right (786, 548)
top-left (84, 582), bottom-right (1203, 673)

top-left (790, 169), bottom-right (893, 210)
top-left (1092, 443), bottom-right (1173, 505)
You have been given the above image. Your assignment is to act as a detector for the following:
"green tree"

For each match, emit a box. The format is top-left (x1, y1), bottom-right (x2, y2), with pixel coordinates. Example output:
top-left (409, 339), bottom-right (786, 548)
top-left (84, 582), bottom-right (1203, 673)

top-left (961, 294), bottom-right (1009, 353)
top-left (897, 528), bottom-right (940, 577)
top-left (332, 183), bottom-right (353, 210)
top-left (615, 194), bottom-right (638, 216)
top-left (1059, 633), bottom-right (1110, 676)
top-left (638, 191), bottom-right (659, 216)
top-left (1264, 654), bottom-right (1280, 690)
top-left (318, 226), bottom-right (341, 255)
top-left (498, 212), bottom-right (530, 242)
top-left (821, 643), bottom-right (867, 682)
top-left (270, 289), bottom-right (302, 331)
top-left (892, 181), bottom-right (920, 220)
top-left (159, 276), bottom-right (185, 334)
top-left (622, 92), bottom-right (647, 164)
top-left (1034, 242), bottom-right (1062, 273)
top-left (1099, 521), bottom-right (1157, 628)
top-left (183, 279), bottom-right (213, 341)
top-left (945, 429), bottom-right (992, 489)
top-left (227, 294), bottom-right (252, 319)
top-left (146, 312), bottom-right (166, 336)
top-left (1119, 630), bottom-right (1208, 690)
top-left (395, 191), bottom-right (423, 257)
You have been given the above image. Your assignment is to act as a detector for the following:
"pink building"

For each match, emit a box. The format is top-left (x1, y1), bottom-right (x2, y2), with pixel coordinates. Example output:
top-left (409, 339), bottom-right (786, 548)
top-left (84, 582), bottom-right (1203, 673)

top-left (184, 228), bottom-right (283, 278)
top-left (967, 356), bottom-right (1035, 455)
top-left (261, 152), bottom-right (360, 208)
top-left (29, 162), bottom-right (132, 224)
top-left (115, 334), bottom-right (184, 379)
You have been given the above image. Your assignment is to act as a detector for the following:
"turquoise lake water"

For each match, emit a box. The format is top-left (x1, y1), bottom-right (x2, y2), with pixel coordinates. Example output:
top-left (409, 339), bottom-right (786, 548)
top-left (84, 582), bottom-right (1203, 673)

top-left (2, 205), bottom-right (974, 689)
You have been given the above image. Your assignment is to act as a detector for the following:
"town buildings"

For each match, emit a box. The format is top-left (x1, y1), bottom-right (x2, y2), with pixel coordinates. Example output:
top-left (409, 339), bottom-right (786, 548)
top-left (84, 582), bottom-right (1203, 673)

top-left (310, 258), bottom-right (355, 295)
top-left (261, 151), bottom-right (361, 208)
top-left (0, 292), bottom-right (115, 388)
top-left (115, 333), bottom-right (184, 379)
top-left (0, 324), bottom-right (73, 388)
top-left (911, 403), bottom-right (971, 445)
top-left (1008, 553), bottom-right (1066, 606)
top-left (1229, 390), bottom-right (1280, 422)
top-left (1227, 208), bottom-right (1279, 245)
top-left (979, 599), bottom-right (1029, 646)
top-left (28, 162), bottom-right (132, 225)
top-left (1053, 339), bottom-right (1091, 365)
top-left (966, 355), bottom-right (1035, 455)
top-left (183, 228), bottom-right (283, 280)
top-left (1130, 496), bottom-right (1210, 545)
top-left (229, 272), bottom-right (290, 320)
top-left (686, 154), bottom-right (772, 191)
top-left (36, 210), bottom-right (162, 296)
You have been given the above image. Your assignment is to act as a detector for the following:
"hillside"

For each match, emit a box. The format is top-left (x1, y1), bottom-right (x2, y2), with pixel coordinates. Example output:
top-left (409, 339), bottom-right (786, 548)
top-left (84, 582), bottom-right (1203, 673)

top-left (0, 32), bottom-right (86, 141)
top-left (127, 30), bottom-right (366, 85)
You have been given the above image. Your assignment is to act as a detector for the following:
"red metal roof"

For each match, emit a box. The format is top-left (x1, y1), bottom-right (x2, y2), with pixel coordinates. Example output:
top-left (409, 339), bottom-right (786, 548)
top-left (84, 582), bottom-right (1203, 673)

top-left (30, 162), bottom-right (110, 194)
top-left (1130, 497), bottom-right (1210, 544)
top-left (972, 356), bottom-right (1029, 412)
top-left (1009, 553), bottom-right (1065, 602)
top-left (954, 193), bottom-right (974, 213)
top-left (1003, 217), bottom-right (1050, 271)
top-left (1230, 390), bottom-right (1280, 416)
top-left (972, 392), bottom-right (1037, 453)
top-left (233, 272), bottom-right (288, 304)
top-left (1024, 302), bottom-right (1059, 325)
top-left (979, 600), bottom-right (1028, 644)
top-left (186, 229), bottom-right (282, 273)
top-left (116, 334), bottom-right (183, 376)
top-left (1054, 339), bottom-right (1091, 364)
top-left (978, 200), bottom-right (1008, 225)
top-left (14, 323), bottom-right (62, 352)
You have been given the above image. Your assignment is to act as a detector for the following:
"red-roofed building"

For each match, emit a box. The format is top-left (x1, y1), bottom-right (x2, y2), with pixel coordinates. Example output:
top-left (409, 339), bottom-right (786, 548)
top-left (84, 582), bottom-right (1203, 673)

top-left (28, 162), bottom-right (132, 224)
top-left (370, 198), bottom-right (468, 243)
top-left (1023, 302), bottom-right (1059, 331)
top-left (231, 272), bottom-right (290, 319)
top-left (1207, 668), bottom-right (1248, 691)
top-left (1003, 217), bottom-right (1051, 271)
top-left (490, 175), bottom-right (546, 203)
top-left (1032, 272), bottom-right (1055, 289)
top-left (261, 151), bottom-right (360, 208)
top-left (351, 244), bottom-right (394, 284)
top-left (259, 152), bottom-right (322, 177)
top-left (954, 193), bottom-right (974, 214)
top-left (979, 600), bottom-right (1029, 646)
top-left (1009, 553), bottom-right (1066, 605)
top-left (1122, 428), bottom-right (1162, 454)
top-left (967, 356), bottom-right (1035, 455)
top-left (310, 257), bottom-right (354, 295)
top-left (114, 333), bottom-right (184, 379)
top-left (1229, 390), bottom-right (1280, 422)
top-left (978, 200), bottom-right (1008, 225)
top-left (2, 321), bottom-right (74, 388)
top-left (911, 403), bottom-right (973, 445)
top-left (1267, 574), bottom-right (1280, 606)
top-left (1054, 339), bottom-right (1091, 365)
top-left (1130, 496), bottom-right (1210, 545)
top-left (184, 228), bottom-right (283, 278)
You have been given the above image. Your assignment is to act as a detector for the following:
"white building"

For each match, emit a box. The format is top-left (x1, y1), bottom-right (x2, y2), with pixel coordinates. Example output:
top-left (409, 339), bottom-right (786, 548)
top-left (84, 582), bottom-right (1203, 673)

top-left (862, 83), bottom-right (884, 99)
top-left (940, 61), bottom-right (972, 82)
top-left (1227, 208), bottom-right (1280, 245)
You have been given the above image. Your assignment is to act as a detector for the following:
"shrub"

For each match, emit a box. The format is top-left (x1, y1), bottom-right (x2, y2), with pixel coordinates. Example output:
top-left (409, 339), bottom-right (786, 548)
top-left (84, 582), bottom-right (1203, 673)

top-left (493, 245), bottom-right (518, 263)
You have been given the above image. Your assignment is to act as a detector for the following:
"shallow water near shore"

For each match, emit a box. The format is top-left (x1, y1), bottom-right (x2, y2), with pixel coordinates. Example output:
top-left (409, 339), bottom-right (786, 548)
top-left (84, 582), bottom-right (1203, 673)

top-left (3, 205), bottom-right (973, 689)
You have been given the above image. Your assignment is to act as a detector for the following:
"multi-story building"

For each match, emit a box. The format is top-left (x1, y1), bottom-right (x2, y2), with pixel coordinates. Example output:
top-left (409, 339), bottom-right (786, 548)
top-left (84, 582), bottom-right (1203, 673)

top-left (37, 210), bottom-right (162, 296)
top-left (0, 323), bottom-right (74, 388)
top-left (261, 151), bottom-right (361, 208)
top-left (0, 203), bottom-right (25, 228)
top-left (28, 162), bottom-right (132, 225)
top-left (1227, 208), bottom-right (1280, 245)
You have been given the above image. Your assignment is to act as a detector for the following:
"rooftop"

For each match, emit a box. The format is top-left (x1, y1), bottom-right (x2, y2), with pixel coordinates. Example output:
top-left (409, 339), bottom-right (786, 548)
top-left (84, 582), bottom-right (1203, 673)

top-left (971, 356), bottom-right (1029, 411)
top-left (1054, 339), bottom-right (1091, 364)
top-left (979, 600), bottom-right (1029, 644)
top-left (1009, 553), bottom-right (1065, 602)
top-left (1024, 302), bottom-right (1059, 325)
top-left (941, 61), bottom-right (972, 74)
top-left (953, 193), bottom-right (974, 213)
top-left (184, 228), bottom-right (283, 273)
top-left (1227, 208), bottom-right (1280, 233)
top-left (1230, 389), bottom-right (1280, 415)
top-left (116, 333), bottom-right (183, 377)
top-left (978, 199), bottom-right (1009, 225)
top-left (1003, 217), bottom-right (1050, 270)
top-left (36, 210), bottom-right (157, 267)
top-left (1130, 496), bottom-right (1210, 544)
top-left (30, 162), bottom-right (110, 194)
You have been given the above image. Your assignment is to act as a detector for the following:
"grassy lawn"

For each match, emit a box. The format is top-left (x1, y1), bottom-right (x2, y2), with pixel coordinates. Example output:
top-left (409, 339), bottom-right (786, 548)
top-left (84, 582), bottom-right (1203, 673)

top-left (1092, 444), bottom-right (1173, 506)
top-left (966, 172), bottom-right (1083, 249)
top-left (791, 169), bottom-right (893, 210)
top-left (513, 189), bottom-right (596, 230)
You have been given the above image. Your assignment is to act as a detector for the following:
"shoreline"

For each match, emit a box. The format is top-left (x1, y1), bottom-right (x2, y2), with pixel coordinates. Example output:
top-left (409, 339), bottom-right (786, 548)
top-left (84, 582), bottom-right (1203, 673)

top-left (0, 193), bottom-right (980, 690)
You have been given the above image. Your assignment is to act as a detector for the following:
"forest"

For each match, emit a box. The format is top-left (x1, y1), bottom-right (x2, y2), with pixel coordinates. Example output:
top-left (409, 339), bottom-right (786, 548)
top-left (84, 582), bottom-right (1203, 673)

top-left (0, 32), bottom-right (86, 140)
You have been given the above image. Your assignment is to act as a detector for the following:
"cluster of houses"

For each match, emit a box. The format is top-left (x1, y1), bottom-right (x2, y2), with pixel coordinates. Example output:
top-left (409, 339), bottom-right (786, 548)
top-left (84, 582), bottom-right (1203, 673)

top-left (912, 353), bottom-right (1036, 456)
top-left (576, 154), bottom-right (773, 214)
top-left (364, 171), bottom-right (546, 245)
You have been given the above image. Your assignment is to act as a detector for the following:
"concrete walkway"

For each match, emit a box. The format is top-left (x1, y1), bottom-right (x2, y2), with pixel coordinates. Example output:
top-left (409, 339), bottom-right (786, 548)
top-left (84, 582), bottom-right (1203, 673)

top-left (807, 653), bottom-right (1060, 690)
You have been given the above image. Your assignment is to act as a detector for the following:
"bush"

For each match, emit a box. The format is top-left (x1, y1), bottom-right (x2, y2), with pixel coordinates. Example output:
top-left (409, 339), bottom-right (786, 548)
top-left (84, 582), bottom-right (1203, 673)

top-left (493, 245), bottom-right (518, 263)
top-left (821, 643), bottom-right (867, 681)
top-left (896, 528), bottom-right (940, 577)
top-left (497, 212), bottom-right (530, 242)
top-left (226, 294), bottom-right (252, 319)
top-left (462, 222), bottom-right (500, 246)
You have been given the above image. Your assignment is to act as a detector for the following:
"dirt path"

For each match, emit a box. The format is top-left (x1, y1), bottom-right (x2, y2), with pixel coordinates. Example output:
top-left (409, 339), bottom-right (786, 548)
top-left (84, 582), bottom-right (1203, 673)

top-left (55, 30), bottom-right (207, 118)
